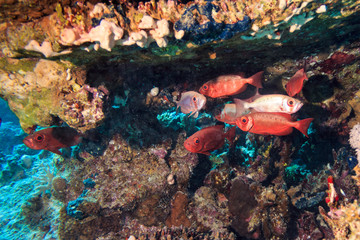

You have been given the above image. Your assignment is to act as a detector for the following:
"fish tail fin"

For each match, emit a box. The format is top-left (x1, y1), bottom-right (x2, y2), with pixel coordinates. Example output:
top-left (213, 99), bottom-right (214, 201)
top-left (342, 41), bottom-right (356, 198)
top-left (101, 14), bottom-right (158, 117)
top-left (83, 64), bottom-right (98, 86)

top-left (225, 126), bottom-right (237, 144)
top-left (234, 98), bottom-right (247, 115)
top-left (294, 118), bottom-right (314, 137)
top-left (248, 71), bottom-right (264, 88)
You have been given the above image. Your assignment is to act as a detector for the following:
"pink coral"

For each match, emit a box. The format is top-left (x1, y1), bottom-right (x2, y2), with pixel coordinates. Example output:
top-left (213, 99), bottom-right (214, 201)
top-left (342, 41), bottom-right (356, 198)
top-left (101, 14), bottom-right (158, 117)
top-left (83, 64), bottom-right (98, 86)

top-left (349, 123), bottom-right (360, 162)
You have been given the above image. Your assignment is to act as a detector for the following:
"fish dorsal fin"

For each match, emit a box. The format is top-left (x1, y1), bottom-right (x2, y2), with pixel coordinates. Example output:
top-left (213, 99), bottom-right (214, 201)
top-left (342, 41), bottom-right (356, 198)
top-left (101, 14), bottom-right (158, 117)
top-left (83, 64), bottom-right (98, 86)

top-left (235, 72), bottom-right (246, 78)
top-left (243, 88), bottom-right (262, 103)
top-left (252, 88), bottom-right (262, 101)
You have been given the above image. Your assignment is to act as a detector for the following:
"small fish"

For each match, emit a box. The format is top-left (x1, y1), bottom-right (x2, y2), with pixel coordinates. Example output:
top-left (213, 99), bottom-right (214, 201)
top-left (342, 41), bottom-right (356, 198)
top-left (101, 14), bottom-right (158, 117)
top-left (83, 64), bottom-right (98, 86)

top-left (234, 94), bottom-right (303, 114)
top-left (184, 125), bottom-right (236, 155)
top-left (176, 91), bottom-right (206, 118)
top-left (23, 127), bottom-right (82, 155)
top-left (199, 71), bottom-right (263, 98)
top-left (215, 103), bottom-right (249, 125)
top-left (235, 112), bottom-right (313, 137)
top-left (285, 68), bottom-right (308, 97)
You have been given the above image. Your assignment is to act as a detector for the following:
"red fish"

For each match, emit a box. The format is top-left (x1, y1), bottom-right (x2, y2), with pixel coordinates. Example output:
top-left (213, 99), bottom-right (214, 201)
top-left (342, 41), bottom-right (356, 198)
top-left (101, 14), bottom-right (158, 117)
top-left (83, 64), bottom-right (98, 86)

top-left (184, 125), bottom-right (236, 155)
top-left (285, 68), bottom-right (308, 97)
top-left (235, 112), bottom-right (313, 137)
top-left (199, 71), bottom-right (263, 98)
top-left (23, 127), bottom-right (82, 155)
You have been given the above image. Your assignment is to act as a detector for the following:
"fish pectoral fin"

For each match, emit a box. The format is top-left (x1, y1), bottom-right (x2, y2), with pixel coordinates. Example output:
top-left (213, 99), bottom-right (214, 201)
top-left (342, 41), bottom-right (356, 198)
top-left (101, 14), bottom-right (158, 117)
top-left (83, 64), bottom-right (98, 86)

top-left (188, 111), bottom-right (199, 118)
top-left (48, 147), bottom-right (62, 155)
top-left (201, 151), bottom-right (211, 156)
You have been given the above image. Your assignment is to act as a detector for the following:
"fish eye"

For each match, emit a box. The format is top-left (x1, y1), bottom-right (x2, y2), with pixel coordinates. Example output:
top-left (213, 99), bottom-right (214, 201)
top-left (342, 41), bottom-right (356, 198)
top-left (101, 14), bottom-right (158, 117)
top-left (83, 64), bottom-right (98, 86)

top-left (287, 99), bottom-right (294, 107)
top-left (241, 117), bottom-right (248, 124)
top-left (193, 137), bottom-right (200, 145)
top-left (202, 84), bottom-right (208, 90)
top-left (192, 96), bottom-right (197, 102)
top-left (35, 134), bottom-right (44, 142)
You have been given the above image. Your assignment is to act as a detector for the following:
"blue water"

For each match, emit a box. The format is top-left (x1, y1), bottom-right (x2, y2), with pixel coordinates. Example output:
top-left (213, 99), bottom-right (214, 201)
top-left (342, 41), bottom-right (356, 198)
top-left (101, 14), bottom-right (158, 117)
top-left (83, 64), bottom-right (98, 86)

top-left (0, 98), bottom-right (61, 239)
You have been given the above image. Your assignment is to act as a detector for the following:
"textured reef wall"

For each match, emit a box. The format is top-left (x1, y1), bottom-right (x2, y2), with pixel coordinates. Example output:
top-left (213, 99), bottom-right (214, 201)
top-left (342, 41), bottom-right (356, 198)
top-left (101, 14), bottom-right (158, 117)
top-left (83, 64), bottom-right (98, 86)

top-left (1, 0), bottom-right (360, 239)
top-left (0, 59), bottom-right (107, 133)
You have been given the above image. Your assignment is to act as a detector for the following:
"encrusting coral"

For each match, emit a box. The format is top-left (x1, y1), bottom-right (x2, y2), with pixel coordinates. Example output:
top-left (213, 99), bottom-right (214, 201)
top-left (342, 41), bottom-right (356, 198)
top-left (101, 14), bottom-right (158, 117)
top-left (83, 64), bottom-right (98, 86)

top-left (0, 59), bottom-right (107, 133)
top-left (2, 0), bottom-right (355, 57)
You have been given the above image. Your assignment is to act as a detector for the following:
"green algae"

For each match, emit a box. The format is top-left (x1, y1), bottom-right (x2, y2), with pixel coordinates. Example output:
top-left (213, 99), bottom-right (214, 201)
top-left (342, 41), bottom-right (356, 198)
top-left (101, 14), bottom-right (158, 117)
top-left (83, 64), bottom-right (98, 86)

top-left (0, 58), bottom-right (38, 73)
top-left (55, 3), bottom-right (66, 24)
top-left (5, 24), bottom-right (45, 55)
top-left (14, 88), bottom-right (58, 130)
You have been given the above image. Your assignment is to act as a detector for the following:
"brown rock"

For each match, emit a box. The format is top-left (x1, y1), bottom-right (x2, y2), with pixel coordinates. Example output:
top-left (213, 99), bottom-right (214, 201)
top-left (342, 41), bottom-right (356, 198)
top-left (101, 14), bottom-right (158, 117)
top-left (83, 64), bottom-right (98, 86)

top-left (165, 191), bottom-right (191, 228)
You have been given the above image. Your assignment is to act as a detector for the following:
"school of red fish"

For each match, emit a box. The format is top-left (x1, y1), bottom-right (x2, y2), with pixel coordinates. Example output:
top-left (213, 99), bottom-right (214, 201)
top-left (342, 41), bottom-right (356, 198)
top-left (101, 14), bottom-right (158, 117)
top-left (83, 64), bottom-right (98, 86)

top-left (22, 68), bottom-right (312, 156)
top-left (180, 68), bottom-right (314, 155)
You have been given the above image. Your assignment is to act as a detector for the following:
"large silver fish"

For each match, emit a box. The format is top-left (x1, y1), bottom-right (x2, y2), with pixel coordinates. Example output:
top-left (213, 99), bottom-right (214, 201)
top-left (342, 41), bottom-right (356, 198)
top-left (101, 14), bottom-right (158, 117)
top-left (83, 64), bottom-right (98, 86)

top-left (234, 93), bottom-right (303, 114)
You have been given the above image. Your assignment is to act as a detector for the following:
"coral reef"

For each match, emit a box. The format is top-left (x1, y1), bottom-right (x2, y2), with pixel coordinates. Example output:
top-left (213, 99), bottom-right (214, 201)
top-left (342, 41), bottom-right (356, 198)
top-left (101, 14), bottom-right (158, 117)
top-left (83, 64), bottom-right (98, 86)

top-left (0, 0), bottom-right (358, 59)
top-left (228, 177), bottom-right (260, 238)
top-left (174, 2), bottom-right (251, 44)
top-left (192, 186), bottom-right (231, 233)
top-left (0, 59), bottom-right (107, 133)
top-left (1, 0), bottom-right (360, 239)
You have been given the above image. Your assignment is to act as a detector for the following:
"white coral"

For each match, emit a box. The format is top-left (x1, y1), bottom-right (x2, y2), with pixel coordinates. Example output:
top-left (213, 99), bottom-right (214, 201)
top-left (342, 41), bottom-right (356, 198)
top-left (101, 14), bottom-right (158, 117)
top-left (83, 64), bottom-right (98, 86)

top-left (150, 19), bottom-right (170, 48)
top-left (350, 124), bottom-right (360, 149)
top-left (59, 19), bottom-right (124, 51)
top-left (89, 3), bottom-right (108, 18)
top-left (138, 15), bottom-right (157, 29)
top-left (60, 28), bottom-right (78, 45)
top-left (121, 30), bottom-right (150, 48)
top-left (152, 19), bottom-right (170, 38)
top-left (81, 20), bottom-right (124, 51)
top-left (25, 40), bottom-right (72, 58)
top-left (350, 124), bottom-right (360, 163)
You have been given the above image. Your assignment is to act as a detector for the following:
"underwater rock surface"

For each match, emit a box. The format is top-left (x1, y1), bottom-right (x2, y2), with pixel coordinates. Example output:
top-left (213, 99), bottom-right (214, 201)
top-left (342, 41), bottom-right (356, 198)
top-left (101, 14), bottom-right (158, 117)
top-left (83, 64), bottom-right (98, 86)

top-left (1, 0), bottom-right (360, 239)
